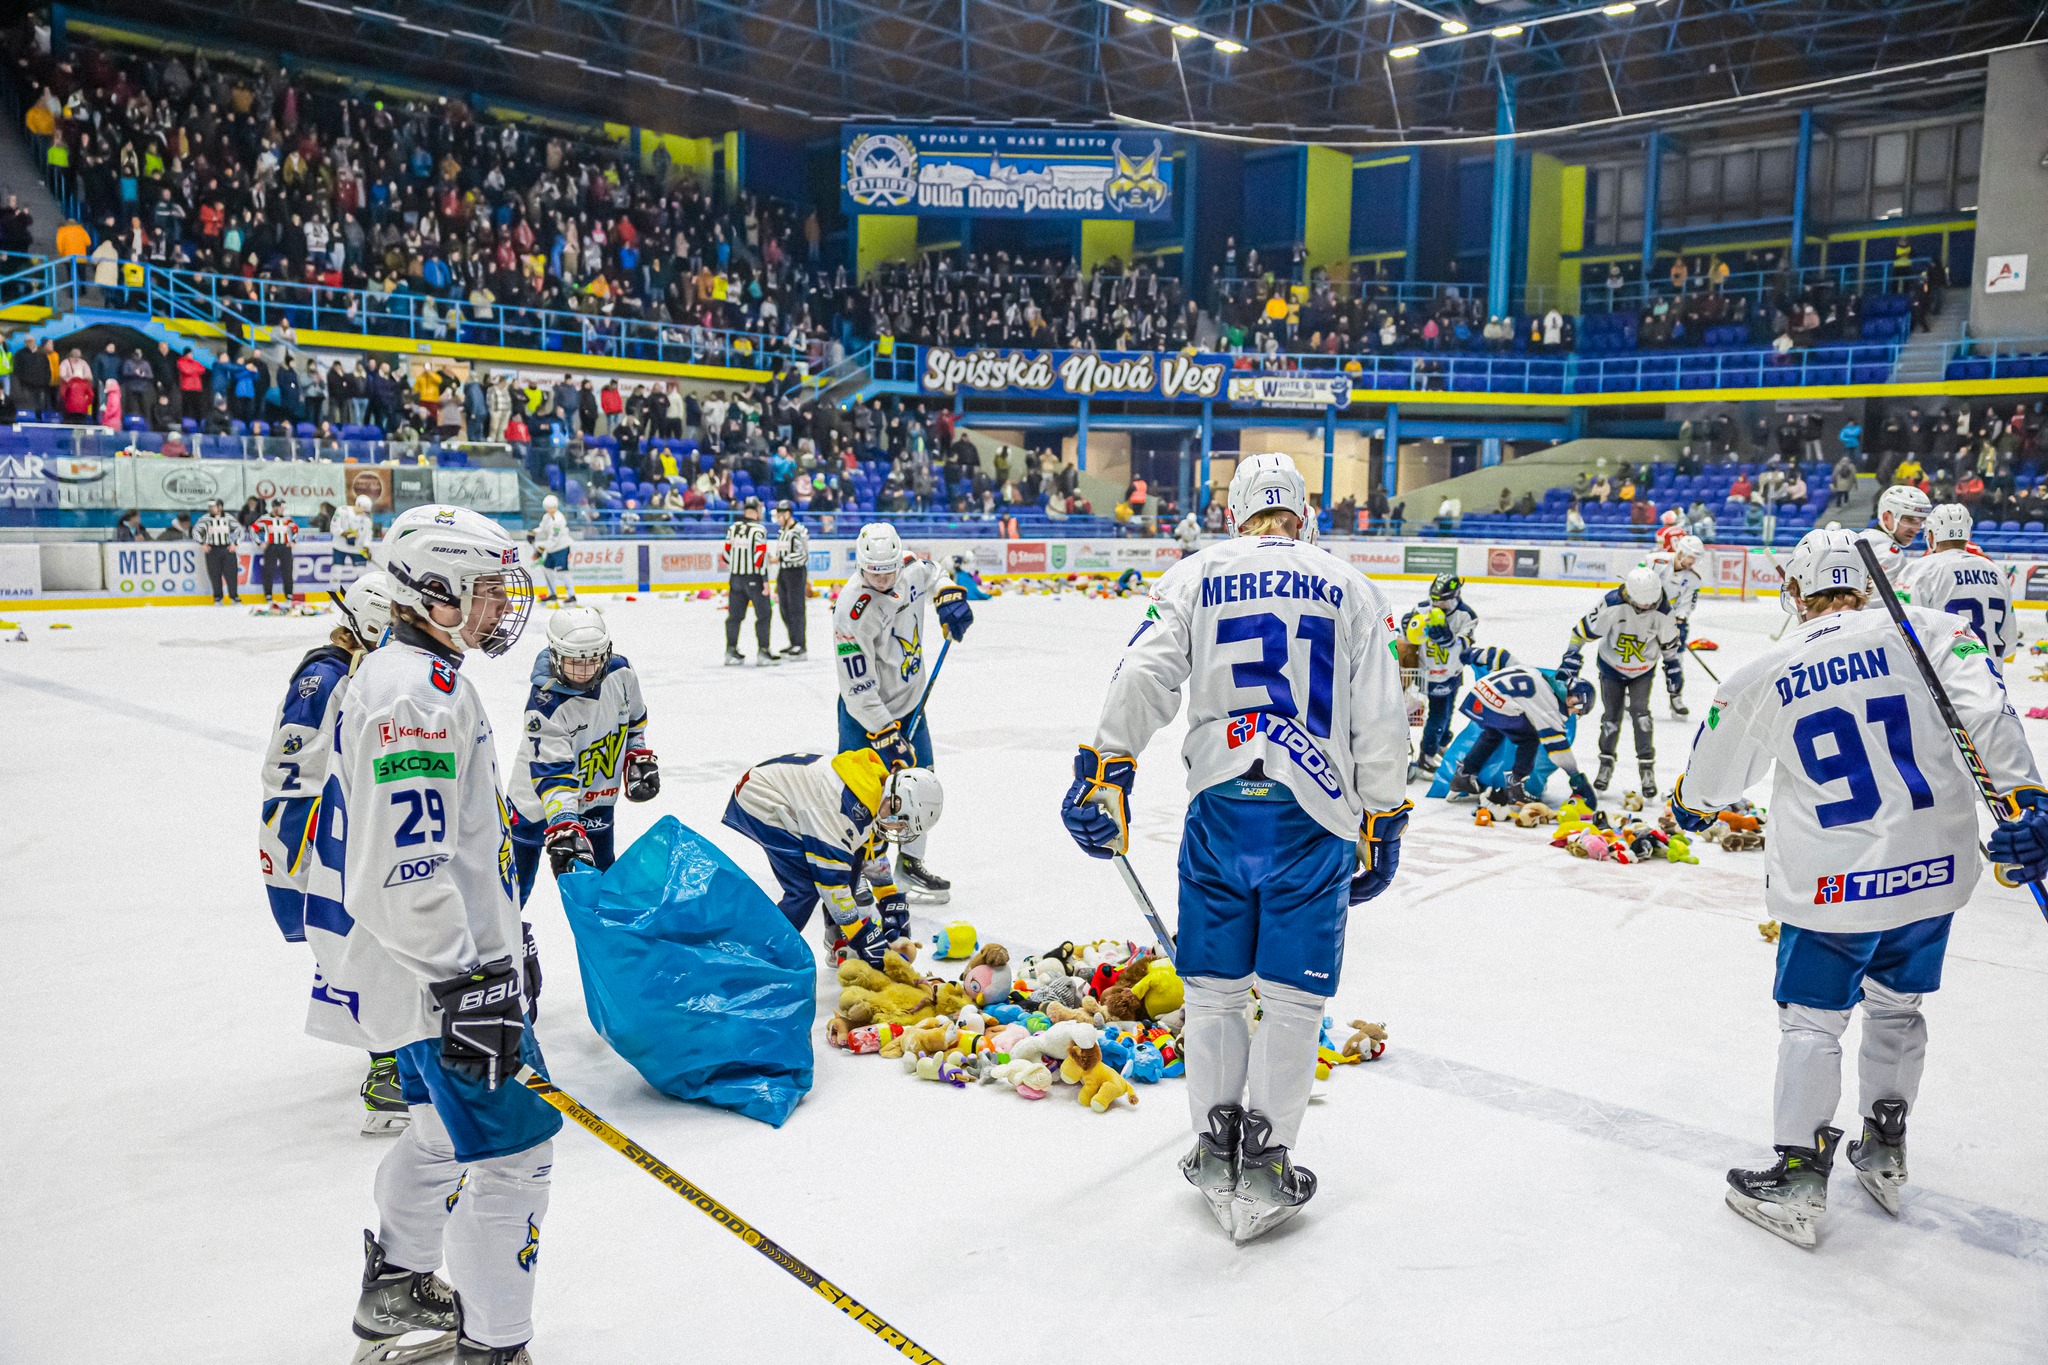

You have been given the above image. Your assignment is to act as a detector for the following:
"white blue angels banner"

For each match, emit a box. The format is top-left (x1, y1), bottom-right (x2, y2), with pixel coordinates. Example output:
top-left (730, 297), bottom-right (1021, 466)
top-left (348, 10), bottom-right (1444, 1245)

top-left (840, 126), bottom-right (1174, 220)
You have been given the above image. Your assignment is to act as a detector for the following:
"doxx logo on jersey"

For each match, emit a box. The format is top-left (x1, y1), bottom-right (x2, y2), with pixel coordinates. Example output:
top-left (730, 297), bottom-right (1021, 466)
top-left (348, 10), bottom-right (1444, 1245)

top-left (1815, 855), bottom-right (1954, 904)
top-left (385, 854), bottom-right (451, 888)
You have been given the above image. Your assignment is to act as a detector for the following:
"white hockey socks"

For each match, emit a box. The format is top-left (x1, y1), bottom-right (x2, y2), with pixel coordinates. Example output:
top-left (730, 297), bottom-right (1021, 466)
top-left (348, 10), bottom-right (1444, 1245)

top-left (899, 831), bottom-right (930, 861)
top-left (1182, 973), bottom-right (1253, 1136)
top-left (1247, 978), bottom-right (1324, 1152)
top-left (1773, 1003), bottom-right (1851, 1147)
top-left (1857, 980), bottom-right (1928, 1119)
top-left (375, 1103), bottom-right (464, 1275)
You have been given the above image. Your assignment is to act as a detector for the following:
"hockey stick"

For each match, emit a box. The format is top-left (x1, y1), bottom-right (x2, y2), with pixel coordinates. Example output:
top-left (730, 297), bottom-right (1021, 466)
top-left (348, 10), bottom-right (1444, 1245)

top-left (517, 1067), bottom-right (950, 1364)
top-left (1853, 539), bottom-right (2048, 919)
top-left (901, 638), bottom-right (951, 740)
top-left (1112, 853), bottom-right (1178, 963)
top-left (1683, 638), bottom-right (1721, 684)
top-left (1760, 547), bottom-right (1794, 641)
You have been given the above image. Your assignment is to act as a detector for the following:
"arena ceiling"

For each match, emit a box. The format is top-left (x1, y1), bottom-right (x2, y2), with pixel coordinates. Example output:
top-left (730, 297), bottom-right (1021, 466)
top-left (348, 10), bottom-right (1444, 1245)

top-left (94, 0), bottom-right (2045, 145)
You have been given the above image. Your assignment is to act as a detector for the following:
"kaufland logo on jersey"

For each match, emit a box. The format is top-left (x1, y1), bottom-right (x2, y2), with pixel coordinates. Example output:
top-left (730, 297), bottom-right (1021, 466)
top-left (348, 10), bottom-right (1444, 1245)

top-left (380, 721), bottom-right (449, 746)
top-left (1815, 855), bottom-right (1954, 904)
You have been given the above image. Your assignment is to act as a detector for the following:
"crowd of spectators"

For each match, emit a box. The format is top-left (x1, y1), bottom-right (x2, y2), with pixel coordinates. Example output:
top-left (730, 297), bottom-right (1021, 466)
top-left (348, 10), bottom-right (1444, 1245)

top-left (857, 252), bottom-right (1193, 353)
top-left (1864, 400), bottom-right (2048, 525)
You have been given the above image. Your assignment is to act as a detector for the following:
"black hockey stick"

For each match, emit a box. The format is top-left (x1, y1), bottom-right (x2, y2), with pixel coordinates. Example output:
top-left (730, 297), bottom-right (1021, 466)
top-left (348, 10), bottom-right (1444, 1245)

top-left (901, 638), bottom-right (951, 740)
top-left (518, 1067), bottom-right (950, 1363)
top-left (1112, 853), bottom-right (1178, 963)
top-left (1854, 539), bottom-right (2048, 918)
top-left (1683, 639), bottom-right (1721, 684)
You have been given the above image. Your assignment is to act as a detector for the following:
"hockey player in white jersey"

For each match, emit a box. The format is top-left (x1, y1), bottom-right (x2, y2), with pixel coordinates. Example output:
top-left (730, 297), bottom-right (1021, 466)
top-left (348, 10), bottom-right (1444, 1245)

top-left (1858, 484), bottom-right (1930, 598)
top-left (1443, 663), bottom-right (1598, 806)
top-left (1061, 453), bottom-right (1411, 1244)
top-left (532, 493), bottom-right (576, 605)
top-left (722, 748), bottom-right (942, 963)
top-left (1404, 573), bottom-right (1496, 781)
top-left (508, 606), bottom-right (657, 903)
top-left (1900, 503), bottom-right (2014, 675)
top-left (1557, 567), bottom-right (1684, 796)
top-left (331, 494), bottom-right (378, 573)
top-left (260, 570), bottom-right (409, 1133)
top-left (1645, 534), bottom-right (1704, 715)
top-left (1670, 528), bottom-right (2044, 1248)
top-left (317, 505), bottom-right (555, 1365)
top-left (833, 522), bottom-right (973, 899)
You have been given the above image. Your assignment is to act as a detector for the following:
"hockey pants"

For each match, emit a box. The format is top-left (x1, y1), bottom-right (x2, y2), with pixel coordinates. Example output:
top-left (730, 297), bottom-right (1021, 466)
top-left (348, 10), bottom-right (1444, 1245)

top-left (776, 567), bottom-right (807, 650)
top-left (261, 543), bottom-right (293, 599)
top-left (726, 575), bottom-right (771, 651)
top-left (1183, 974), bottom-right (1325, 1151)
top-left (203, 545), bottom-right (238, 601)
top-left (1420, 687), bottom-right (1458, 759)
top-left (1597, 671), bottom-right (1654, 764)
top-left (1456, 725), bottom-right (1539, 784)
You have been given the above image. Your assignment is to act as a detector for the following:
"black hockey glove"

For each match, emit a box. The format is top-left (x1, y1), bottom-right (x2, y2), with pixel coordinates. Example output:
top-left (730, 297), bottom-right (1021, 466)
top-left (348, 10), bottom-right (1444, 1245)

top-left (521, 920), bottom-right (542, 1019)
top-left (867, 721), bottom-right (917, 772)
top-left (1351, 802), bottom-right (1412, 905)
top-left (934, 583), bottom-right (974, 641)
top-left (1567, 772), bottom-right (1598, 806)
top-left (429, 957), bottom-right (525, 1089)
top-left (544, 819), bottom-right (596, 875)
top-left (624, 748), bottom-right (660, 802)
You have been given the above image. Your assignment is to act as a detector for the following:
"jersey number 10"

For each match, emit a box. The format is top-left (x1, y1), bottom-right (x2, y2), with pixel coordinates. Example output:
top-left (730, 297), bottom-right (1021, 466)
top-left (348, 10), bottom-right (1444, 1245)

top-left (1218, 612), bottom-right (1336, 737)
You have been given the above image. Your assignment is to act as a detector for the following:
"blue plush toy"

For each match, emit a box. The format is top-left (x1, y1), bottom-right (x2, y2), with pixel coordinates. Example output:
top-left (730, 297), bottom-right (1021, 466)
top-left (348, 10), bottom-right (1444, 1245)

top-left (1128, 1043), bottom-right (1165, 1084)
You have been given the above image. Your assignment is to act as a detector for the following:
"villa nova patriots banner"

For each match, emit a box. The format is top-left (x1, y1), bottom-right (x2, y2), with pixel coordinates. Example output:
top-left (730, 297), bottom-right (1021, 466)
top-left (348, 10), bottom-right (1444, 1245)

top-left (841, 126), bottom-right (1174, 221)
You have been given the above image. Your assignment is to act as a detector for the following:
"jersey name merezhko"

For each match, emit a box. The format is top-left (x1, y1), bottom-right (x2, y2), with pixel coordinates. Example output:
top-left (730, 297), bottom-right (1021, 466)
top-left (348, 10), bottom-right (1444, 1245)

top-left (1199, 569), bottom-right (1346, 609)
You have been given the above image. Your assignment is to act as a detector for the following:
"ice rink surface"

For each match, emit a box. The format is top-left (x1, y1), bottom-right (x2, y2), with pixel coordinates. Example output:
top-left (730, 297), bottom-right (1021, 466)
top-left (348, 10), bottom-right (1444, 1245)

top-left (7, 574), bottom-right (2048, 1364)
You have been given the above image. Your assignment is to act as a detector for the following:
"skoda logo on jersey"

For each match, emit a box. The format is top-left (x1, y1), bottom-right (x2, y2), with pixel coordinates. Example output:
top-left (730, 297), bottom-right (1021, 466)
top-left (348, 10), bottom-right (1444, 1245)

top-left (1815, 855), bottom-right (1954, 904)
top-left (385, 853), bottom-right (451, 888)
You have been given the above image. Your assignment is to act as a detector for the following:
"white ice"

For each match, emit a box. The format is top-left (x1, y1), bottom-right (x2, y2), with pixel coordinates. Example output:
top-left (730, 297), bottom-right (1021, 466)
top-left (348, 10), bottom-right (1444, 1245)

top-left (6, 579), bottom-right (2048, 1364)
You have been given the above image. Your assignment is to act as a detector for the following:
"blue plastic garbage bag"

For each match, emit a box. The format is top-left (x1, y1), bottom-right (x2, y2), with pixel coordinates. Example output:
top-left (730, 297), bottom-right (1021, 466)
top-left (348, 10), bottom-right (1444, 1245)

top-left (558, 815), bottom-right (814, 1127)
top-left (1426, 714), bottom-right (1580, 801)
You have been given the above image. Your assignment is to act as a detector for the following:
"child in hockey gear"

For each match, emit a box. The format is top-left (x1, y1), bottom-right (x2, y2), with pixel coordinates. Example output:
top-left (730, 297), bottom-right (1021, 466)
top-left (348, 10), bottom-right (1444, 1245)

top-left (1646, 536), bottom-right (1704, 715)
top-left (834, 521), bottom-right (972, 899)
top-left (261, 570), bottom-right (409, 1134)
top-left (332, 494), bottom-right (377, 571)
top-left (1063, 452), bottom-right (1410, 1244)
top-left (1557, 567), bottom-right (1682, 797)
top-left (1672, 528), bottom-right (2043, 1248)
top-left (325, 505), bottom-right (556, 1362)
top-left (532, 494), bottom-right (576, 604)
top-left (1444, 665), bottom-right (1597, 806)
top-left (722, 750), bottom-right (942, 961)
top-left (1899, 503), bottom-right (2013, 675)
top-left (1857, 484), bottom-right (1930, 598)
top-left (1403, 603), bottom-right (1510, 780)
top-left (773, 499), bottom-right (810, 658)
top-left (724, 496), bottom-right (775, 665)
top-left (508, 606), bottom-right (654, 903)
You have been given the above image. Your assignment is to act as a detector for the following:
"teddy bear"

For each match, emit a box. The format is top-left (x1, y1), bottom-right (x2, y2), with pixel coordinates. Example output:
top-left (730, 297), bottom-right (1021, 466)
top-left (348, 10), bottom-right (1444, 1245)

top-left (901, 1022), bottom-right (953, 1057)
top-left (1100, 985), bottom-right (1143, 1022)
top-left (1127, 957), bottom-right (1184, 1019)
top-left (961, 943), bottom-right (1013, 1007)
top-left (1126, 1042), bottom-right (1165, 1083)
top-left (1512, 802), bottom-right (1555, 828)
top-left (988, 1058), bottom-right (1053, 1099)
top-left (1758, 920), bottom-right (1781, 943)
top-left (837, 955), bottom-right (968, 1027)
top-left (1664, 832), bottom-right (1699, 864)
top-left (1010, 1019), bottom-right (1098, 1067)
top-left (1622, 790), bottom-right (1644, 812)
top-left (1722, 830), bottom-right (1765, 852)
top-left (1343, 1020), bottom-right (1388, 1062)
top-left (1718, 810), bottom-right (1763, 834)
top-left (1065, 1041), bottom-right (1138, 1111)
top-left (1047, 999), bottom-right (1106, 1027)
top-left (1473, 806), bottom-right (1495, 827)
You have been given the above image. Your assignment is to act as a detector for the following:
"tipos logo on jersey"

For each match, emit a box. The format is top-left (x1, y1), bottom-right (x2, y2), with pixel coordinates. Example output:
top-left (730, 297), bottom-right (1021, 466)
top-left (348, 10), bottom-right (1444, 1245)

top-left (1814, 855), bottom-right (1955, 904)
top-left (577, 728), bottom-right (626, 785)
top-left (1225, 714), bottom-right (1259, 747)
top-left (1221, 711), bottom-right (1343, 800)
top-left (517, 1216), bottom-right (541, 1272)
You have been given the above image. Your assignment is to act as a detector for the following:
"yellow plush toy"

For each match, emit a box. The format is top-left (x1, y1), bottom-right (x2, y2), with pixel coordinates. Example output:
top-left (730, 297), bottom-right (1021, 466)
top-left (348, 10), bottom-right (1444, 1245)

top-left (837, 954), bottom-right (968, 1027)
top-left (1129, 957), bottom-right (1184, 1018)
top-left (1064, 1041), bottom-right (1138, 1112)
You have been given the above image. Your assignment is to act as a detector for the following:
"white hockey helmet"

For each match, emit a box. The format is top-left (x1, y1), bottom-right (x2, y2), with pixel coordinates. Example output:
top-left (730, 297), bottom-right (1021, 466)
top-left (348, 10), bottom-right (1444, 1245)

top-left (1672, 534), bottom-right (1703, 565)
top-left (876, 766), bottom-right (943, 841)
top-left (354, 493), bottom-right (373, 515)
top-left (1227, 453), bottom-right (1311, 540)
top-left (334, 569), bottom-right (393, 646)
top-left (1621, 565), bottom-right (1664, 609)
top-left (542, 493), bottom-right (560, 512)
top-left (1781, 527), bottom-right (1870, 613)
top-left (1877, 485), bottom-right (1931, 543)
top-left (545, 604), bottom-right (612, 687)
top-left (857, 522), bottom-right (905, 589)
top-left (380, 505), bottom-right (533, 656)
top-left (1924, 502), bottom-right (1973, 547)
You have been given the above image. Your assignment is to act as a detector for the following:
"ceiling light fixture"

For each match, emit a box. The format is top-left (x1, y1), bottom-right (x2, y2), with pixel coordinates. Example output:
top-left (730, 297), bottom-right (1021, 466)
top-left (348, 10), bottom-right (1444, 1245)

top-left (1214, 38), bottom-right (1245, 54)
top-left (1171, 24), bottom-right (1200, 38)
top-left (1493, 24), bottom-right (1524, 37)
top-left (1440, 20), bottom-right (1468, 34)
top-left (1125, 8), bottom-right (1155, 21)
top-left (1391, 44), bottom-right (1420, 57)
top-left (1603, 3), bottom-right (1637, 13)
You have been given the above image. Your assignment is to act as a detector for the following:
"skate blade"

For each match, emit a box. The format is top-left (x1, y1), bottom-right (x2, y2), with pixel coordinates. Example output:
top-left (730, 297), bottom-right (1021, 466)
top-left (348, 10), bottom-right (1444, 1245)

top-left (1723, 1188), bottom-right (1819, 1248)
top-left (350, 1330), bottom-right (454, 1364)
top-left (360, 1110), bottom-right (411, 1137)
top-left (1854, 1166), bottom-right (1904, 1217)
top-left (1231, 1196), bottom-right (1304, 1245)
top-left (1196, 1188), bottom-right (1236, 1234)
top-left (903, 887), bottom-right (951, 905)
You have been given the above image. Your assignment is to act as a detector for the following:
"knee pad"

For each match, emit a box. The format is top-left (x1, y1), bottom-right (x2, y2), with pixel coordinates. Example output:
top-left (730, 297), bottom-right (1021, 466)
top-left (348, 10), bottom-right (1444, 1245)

top-left (1251, 977), bottom-right (1325, 1028)
top-left (470, 1139), bottom-right (555, 1196)
top-left (1183, 973), bottom-right (1255, 1017)
top-left (1860, 978), bottom-right (1924, 1017)
top-left (1779, 1002), bottom-right (1852, 1042)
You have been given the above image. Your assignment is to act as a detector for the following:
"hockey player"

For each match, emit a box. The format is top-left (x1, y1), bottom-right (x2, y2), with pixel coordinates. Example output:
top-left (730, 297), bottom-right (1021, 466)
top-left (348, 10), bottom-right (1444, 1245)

top-left (508, 605), bottom-right (657, 903)
top-left (1646, 534), bottom-right (1705, 714)
top-left (1443, 663), bottom-right (1599, 806)
top-left (532, 493), bottom-right (576, 605)
top-left (1900, 503), bottom-right (2013, 675)
top-left (723, 496), bottom-right (775, 666)
top-left (833, 522), bottom-right (974, 900)
top-left (1557, 567), bottom-right (1684, 796)
top-left (773, 499), bottom-right (810, 659)
top-left (260, 570), bottom-right (409, 1134)
top-left (321, 504), bottom-right (553, 1365)
top-left (1858, 484), bottom-right (1930, 598)
top-left (252, 496), bottom-right (299, 604)
top-left (1670, 527), bottom-right (2043, 1249)
top-left (1059, 453), bottom-right (1410, 1244)
top-left (332, 494), bottom-right (378, 573)
top-left (1403, 602), bottom-right (1511, 782)
top-left (722, 749), bottom-right (943, 962)
top-left (1423, 572), bottom-right (1478, 648)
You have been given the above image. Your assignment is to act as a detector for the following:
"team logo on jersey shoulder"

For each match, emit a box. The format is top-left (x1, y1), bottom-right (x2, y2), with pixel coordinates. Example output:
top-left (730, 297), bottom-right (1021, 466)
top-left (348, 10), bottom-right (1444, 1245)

top-left (282, 735), bottom-right (304, 755)
top-left (430, 660), bottom-right (457, 694)
top-left (297, 675), bottom-right (321, 699)
top-left (527, 715), bottom-right (542, 732)
top-left (848, 593), bottom-right (872, 621)
top-left (1815, 855), bottom-right (1954, 904)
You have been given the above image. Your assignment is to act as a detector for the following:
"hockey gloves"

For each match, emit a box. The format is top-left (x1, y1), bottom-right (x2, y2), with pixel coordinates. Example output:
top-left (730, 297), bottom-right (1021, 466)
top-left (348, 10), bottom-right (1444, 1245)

top-left (1351, 801), bottom-right (1412, 905)
top-left (429, 957), bottom-right (525, 1089)
top-left (934, 583), bottom-right (974, 642)
top-left (1990, 787), bottom-right (2048, 882)
top-left (1554, 655), bottom-right (1582, 690)
top-left (1567, 771), bottom-right (1599, 806)
top-left (1062, 745), bottom-right (1134, 859)
top-left (623, 748), bottom-right (660, 802)
top-left (867, 721), bottom-right (918, 772)
top-left (1663, 656), bottom-right (1687, 695)
top-left (1668, 774), bottom-right (1719, 833)
top-left (544, 819), bottom-right (596, 875)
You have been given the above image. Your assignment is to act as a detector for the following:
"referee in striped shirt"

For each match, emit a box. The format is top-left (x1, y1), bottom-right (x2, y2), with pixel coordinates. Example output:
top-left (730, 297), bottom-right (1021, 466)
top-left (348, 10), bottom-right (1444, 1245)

top-left (772, 498), bottom-right (810, 659)
top-left (251, 497), bottom-right (299, 603)
top-left (195, 498), bottom-right (243, 605)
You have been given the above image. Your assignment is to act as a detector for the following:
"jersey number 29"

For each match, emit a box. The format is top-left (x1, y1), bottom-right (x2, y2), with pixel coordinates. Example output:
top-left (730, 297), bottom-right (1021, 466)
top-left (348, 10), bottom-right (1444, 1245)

top-left (1217, 612), bottom-right (1335, 737)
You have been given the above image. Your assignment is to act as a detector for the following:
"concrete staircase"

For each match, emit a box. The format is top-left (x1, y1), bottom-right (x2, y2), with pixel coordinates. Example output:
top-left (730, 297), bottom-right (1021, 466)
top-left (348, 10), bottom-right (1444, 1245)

top-left (0, 120), bottom-right (69, 253)
top-left (1889, 289), bottom-right (1970, 386)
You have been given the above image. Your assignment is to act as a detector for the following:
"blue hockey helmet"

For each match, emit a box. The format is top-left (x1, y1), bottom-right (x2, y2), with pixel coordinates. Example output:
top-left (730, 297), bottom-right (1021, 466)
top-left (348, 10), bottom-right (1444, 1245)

top-left (1562, 678), bottom-right (1595, 714)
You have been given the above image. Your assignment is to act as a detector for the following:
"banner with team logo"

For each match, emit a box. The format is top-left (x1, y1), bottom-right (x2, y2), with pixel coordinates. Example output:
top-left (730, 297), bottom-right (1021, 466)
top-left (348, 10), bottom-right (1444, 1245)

top-left (841, 126), bottom-right (1174, 221)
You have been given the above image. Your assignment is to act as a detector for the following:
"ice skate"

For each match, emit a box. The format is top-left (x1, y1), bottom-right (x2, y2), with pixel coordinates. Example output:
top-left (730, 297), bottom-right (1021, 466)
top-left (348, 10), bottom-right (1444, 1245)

top-left (1724, 1127), bottom-right (1840, 1249)
top-left (895, 854), bottom-right (951, 904)
top-left (1180, 1103), bottom-right (1244, 1234)
top-left (454, 1296), bottom-right (533, 1364)
top-left (359, 1055), bottom-right (410, 1136)
top-left (1847, 1097), bottom-right (1909, 1215)
top-left (1231, 1110), bottom-right (1316, 1244)
top-left (1594, 757), bottom-right (1615, 792)
top-left (1639, 763), bottom-right (1659, 800)
top-left (1669, 694), bottom-right (1690, 717)
top-left (782, 644), bottom-right (807, 660)
top-left (1486, 778), bottom-right (1530, 808)
top-left (1444, 772), bottom-right (1481, 803)
top-left (754, 651), bottom-right (780, 667)
top-left (723, 647), bottom-right (745, 667)
top-left (350, 1231), bottom-right (456, 1364)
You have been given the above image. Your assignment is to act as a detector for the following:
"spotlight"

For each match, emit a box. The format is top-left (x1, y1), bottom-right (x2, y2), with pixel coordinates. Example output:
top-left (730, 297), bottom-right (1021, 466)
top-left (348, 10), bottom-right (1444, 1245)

top-left (1171, 23), bottom-right (1200, 38)
top-left (1214, 38), bottom-right (1245, 53)
top-left (1440, 19), bottom-right (1468, 33)
top-left (1390, 44), bottom-right (1420, 57)
top-left (1493, 24), bottom-right (1523, 37)
top-left (1125, 8), bottom-right (1155, 20)
top-left (1603, 3), bottom-right (1637, 13)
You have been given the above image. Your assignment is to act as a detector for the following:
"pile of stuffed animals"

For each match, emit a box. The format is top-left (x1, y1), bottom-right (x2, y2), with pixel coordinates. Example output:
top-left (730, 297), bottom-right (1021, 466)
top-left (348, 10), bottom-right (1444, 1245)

top-left (1467, 792), bottom-right (1767, 864)
top-left (823, 925), bottom-right (1388, 1112)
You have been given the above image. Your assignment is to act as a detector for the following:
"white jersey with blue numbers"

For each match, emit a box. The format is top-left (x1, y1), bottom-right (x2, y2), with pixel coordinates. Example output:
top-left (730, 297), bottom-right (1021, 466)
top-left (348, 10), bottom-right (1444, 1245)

top-left (1645, 553), bottom-right (1702, 619)
top-left (1090, 534), bottom-right (1410, 841)
top-left (308, 634), bottom-right (523, 1051)
top-left (1901, 548), bottom-right (2014, 668)
top-left (833, 555), bottom-right (941, 734)
top-left (1680, 604), bottom-right (2039, 931)
top-left (1461, 664), bottom-right (1583, 773)
top-left (731, 749), bottom-right (891, 890)
top-left (508, 652), bottom-right (649, 828)
top-left (533, 509), bottom-right (573, 556)
top-left (1564, 589), bottom-right (1683, 680)
top-left (260, 644), bottom-right (353, 942)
